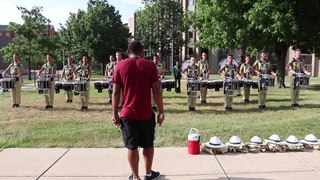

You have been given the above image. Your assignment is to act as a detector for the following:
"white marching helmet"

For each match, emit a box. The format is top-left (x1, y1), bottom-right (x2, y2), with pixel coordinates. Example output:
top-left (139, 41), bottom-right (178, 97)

top-left (226, 135), bottom-right (245, 147)
top-left (204, 136), bottom-right (225, 148)
top-left (269, 134), bottom-right (281, 142)
top-left (250, 136), bottom-right (262, 144)
top-left (300, 134), bottom-right (320, 145)
top-left (284, 135), bottom-right (303, 146)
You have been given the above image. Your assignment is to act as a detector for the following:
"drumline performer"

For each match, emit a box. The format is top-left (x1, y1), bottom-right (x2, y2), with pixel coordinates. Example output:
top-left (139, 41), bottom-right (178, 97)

top-left (152, 54), bottom-right (166, 111)
top-left (74, 54), bottom-right (92, 110)
top-left (105, 55), bottom-right (116, 103)
top-left (61, 56), bottom-right (76, 103)
top-left (2, 53), bottom-right (24, 108)
top-left (252, 50), bottom-right (277, 109)
top-left (286, 48), bottom-right (311, 107)
top-left (182, 57), bottom-right (200, 111)
top-left (198, 52), bottom-right (211, 104)
top-left (37, 53), bottom-right (57, 109)
top-left (218, 54), bottom-right (241, 111)
top-left (115, 51), bottom-right (123, 108)
top-left (239, 55), bottom-right (253, 103)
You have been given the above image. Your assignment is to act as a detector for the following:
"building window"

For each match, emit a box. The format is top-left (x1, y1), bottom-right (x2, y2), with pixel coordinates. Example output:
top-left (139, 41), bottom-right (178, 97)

top-left (188, 47), bottom-right (194, 55)
top-left (188, 0), bottom-right (194, 6)
top-left (188, 31), bottom-right (193, 39)
top-left (6, 32), bottom-right (10, 37)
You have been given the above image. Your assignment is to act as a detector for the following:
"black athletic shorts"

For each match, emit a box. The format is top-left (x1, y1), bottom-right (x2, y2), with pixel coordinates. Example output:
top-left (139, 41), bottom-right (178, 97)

top-left (120, 113), bottom-right (156, 150)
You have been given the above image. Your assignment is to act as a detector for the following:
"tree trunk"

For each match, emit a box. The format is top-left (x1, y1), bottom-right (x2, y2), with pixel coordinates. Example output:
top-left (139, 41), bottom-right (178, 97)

top-left (28, 40), bottom-right (32, 80)
top-left (275, 45), bottom-right (289, 88)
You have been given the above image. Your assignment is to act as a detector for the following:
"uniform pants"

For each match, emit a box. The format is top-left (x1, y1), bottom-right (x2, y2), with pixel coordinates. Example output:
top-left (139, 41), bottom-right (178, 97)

top-left (258, 88), bottom-right (267, 106)
top-left (224, 91), bottom-right (233, 108)
top-left (243, 86), bottom-right (250, 100)
top-left (66, 90), bottom-right (73, 101)
top-left (12, 79), bottom-right (22, 105)
top-left (80, 81), bottom-right (90, 107)
top-left (188, 91), bottom-right (197, 108)
top-left (151, 87), bottom-right (163, 107)
top-left (44, 81), bottom-right (55, 106)
top-left (290, 76), bottom-right (300, 105)
top-left (200, 86), bottom-right (207, 102)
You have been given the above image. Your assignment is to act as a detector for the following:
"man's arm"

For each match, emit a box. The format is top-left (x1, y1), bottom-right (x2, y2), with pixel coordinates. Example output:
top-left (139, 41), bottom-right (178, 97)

top-left (152, 81), bottom-right (165, 126)
top-left (112, 83), bottom-right (121, 127)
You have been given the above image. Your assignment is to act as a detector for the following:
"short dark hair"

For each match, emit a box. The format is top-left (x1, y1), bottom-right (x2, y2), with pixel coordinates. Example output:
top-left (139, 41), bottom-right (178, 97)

top-left (47, 53), bottom-right (53, 57)
top-left (128, 40), bottom-right (143, 55)
top-left (245, 54), bottom-right (251, 58)
top-left (295, 48), bottom-right (301, 52)
top-left (227, 53), bottom-right (233, 57)
top-left (261, 49), bottom-right (268, 53)
top-left (13, 52), bottom-right (20, 56)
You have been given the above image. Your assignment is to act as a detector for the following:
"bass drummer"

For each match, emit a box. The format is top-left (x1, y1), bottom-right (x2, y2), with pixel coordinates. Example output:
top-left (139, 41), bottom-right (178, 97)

top-left (37, 53), bottom-right (57, 109)
top-left (2, 53), bottom-right (24, 108)
top-left (239, 55), bottom-right (253, 103)
top-left (61, 56), bottom-right (77, 103)
top-left (286, 48), bottom-right (311, 107)
top-left (74, 54), bottom-right (92, 111)
top-left (218, 54), bottom-right (240, 111)
top-left (252, 50), bottom-right (277, 109)
top-left (182, 57), bottom-right (200, 111)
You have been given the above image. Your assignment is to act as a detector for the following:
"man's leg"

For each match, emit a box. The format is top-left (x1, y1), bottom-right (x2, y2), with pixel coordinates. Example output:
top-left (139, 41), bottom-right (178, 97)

top-left (128, 149), bottom-right (140, 179)
top-left (143, 147), bottom-right (154, 175)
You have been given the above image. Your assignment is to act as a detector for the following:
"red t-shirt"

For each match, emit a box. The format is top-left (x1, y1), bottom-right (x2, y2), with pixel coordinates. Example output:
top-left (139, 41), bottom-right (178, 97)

top-left (113, 57), bottom-right (159, 120)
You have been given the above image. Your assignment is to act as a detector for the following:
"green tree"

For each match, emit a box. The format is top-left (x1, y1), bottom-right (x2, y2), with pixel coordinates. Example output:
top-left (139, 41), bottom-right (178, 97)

top-left (59, 0), bottom-right (130, 67)
top-left (136, 0), bottom-right (187, 63)
top-left (191, 0), bottom-right (320, 87)
top-left (0, 6), bottom-right (51, 80)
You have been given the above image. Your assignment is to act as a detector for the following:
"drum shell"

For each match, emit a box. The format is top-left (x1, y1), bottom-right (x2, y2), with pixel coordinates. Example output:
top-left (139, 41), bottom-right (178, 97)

top-left (260, 74), bottom-right (275, 87)
top-left (74, 81), bottom-right (87, 92)
top-left (37, 79), bottom-right (51, 89)
top-left (1, 78), bottom-right (15, 89)
top-left (224, 78), bottom-right (239, 91)
top-left (294, 73), bottom-right (309, 86)
top-left (187, 80), bottom-right (201, 91)
top-left (63, 82), bottom-right (75, 91)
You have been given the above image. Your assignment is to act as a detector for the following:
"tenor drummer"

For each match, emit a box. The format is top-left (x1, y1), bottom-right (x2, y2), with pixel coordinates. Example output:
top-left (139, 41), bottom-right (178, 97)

top-left (37, 53), bottom-right (57, 109)
top-left (2, 53), bottom-right (24, 108)
top-left (152, 54), bottom-right (166, 111)
top-left (252, 50), bottom-right (277, 109)
top-left (198, 52), bottom-right (211, 104)
top-left (239, 55), bottom-right (253, 103)
top-left (74, 54), bottom-right (92, 110)
top-left (286, 48), bottom-right (311, 107)
top-left (105, 55), bottom-right (116, 103)
top-left (218, 54), bottom-right (240, 111)
top-left (61, 56), bottom-right (76, 103)
top-left (182, 57), bottom-right (200, 111)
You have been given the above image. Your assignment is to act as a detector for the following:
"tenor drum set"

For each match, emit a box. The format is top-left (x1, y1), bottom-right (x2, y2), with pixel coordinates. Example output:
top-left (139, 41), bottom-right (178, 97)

top-left (0, 77), bottom-right (15, 92)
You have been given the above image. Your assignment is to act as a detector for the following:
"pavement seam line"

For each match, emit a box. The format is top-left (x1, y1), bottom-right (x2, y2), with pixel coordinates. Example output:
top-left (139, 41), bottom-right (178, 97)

top-left (289, 152), bottom-right (320, 175)
top-left (36, 148), bottom-right (71, 180)
top-left (214, 155), bottom-right (231, 180)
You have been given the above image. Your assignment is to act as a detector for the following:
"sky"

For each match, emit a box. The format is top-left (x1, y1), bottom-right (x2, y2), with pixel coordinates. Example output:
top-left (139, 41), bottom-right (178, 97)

top-left (0, 0), bottom-right (143, 29)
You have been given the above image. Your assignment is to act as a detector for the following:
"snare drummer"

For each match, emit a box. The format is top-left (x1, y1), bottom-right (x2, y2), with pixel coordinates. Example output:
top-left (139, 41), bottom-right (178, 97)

top-left (37, 53), bottom-right (57, 109)
top-left (74, 54), bottom-right (92, 110)
top-left (2, 53), bottom-right (24, 108)
top-left (239, 55), bottom-right (253, 103)
top-left (105, 55), bottom-right (116, 103)
top-left (198, 52), bottom-right (211, 103)
top-left (151, 54), bottom-right (166, 111)
top-left (182, 57), bottom-right (200, 111)
top-left (61, 56), bottom-right (77, 103)
top-left (252, 50), bottom-right (277, 109)
top-left (286, 48), bottom-right (311, 107)
top-left (218, 54), bottom-right (241, 111)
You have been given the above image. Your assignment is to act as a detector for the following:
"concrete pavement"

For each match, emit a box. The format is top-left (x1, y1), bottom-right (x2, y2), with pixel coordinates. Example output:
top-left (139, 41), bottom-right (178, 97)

top-left (0, 147), bottom-right (319, 180)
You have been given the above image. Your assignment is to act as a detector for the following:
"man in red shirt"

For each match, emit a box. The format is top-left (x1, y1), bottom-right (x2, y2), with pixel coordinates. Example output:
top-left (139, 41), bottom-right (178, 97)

top-left (112, 40), bottom-right (165, 180)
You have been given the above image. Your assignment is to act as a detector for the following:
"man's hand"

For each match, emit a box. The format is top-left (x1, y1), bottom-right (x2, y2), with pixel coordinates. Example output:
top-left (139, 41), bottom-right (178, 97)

top-left (157, 112), bottom-right (165, 126)
top-left (112, 114), bottom-right (120, 128)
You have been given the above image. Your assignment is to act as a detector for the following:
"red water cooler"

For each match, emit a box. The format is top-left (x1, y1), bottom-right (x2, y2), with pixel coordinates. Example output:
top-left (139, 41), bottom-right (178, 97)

top-left (188, 128), bottom-right (200, 155)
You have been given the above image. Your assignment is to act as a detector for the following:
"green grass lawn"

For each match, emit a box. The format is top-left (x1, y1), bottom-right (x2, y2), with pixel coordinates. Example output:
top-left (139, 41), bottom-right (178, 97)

top-left (1, 75), bottom-right (320, 149)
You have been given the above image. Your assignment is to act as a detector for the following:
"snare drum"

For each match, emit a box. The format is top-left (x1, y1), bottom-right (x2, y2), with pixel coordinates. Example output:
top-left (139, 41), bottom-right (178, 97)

top-left (74, 81), bottom-right (87, 92)
top-left (294, 73), bottom-right (309, 87)
top-left (37, 78), bottom-right (51, 90)
top-left (55, 81), bottom-right (63, 93)
top-left (224, 78), bottom-right (239, 92)
top-left (260, 74), bottom-right (275, 88)
top-left (94, 80), bottom-right (109, 93)
top-left (0, 78), bottom-right (15, 90)
top-left (164, 79), bottom-right (174, 91)
top-left (187, 79), bottom-right (201, 92)
top-left (62, 81), bottom-right (75, 91)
